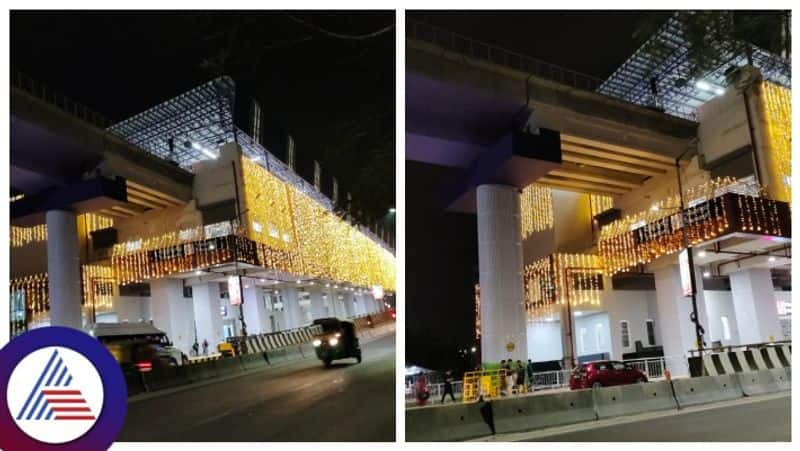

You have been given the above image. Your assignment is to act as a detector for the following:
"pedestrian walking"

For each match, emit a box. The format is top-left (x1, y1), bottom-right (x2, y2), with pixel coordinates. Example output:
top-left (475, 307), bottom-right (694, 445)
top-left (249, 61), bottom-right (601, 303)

top-left (499, 360), bottom-right (508, 396)
top-left (526, 359), bottom-right (535, 391)
top-left (415, 374), bottom-right (431, 406)
top-left (202, 339), bottom-right (209, 356)
top-left (191, 341), bottom-right (199, 357)
top-left (516, 360), bottom-right (525, 393)
top-left (441, 370), bottom-right (456, 403)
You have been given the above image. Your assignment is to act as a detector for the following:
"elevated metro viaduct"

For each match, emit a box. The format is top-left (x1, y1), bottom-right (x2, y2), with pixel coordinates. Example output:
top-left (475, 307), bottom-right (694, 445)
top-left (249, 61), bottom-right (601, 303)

top-left (10, 76), bottom-right (395, 354)
top-left (407, 31), bottom-right (791, 377)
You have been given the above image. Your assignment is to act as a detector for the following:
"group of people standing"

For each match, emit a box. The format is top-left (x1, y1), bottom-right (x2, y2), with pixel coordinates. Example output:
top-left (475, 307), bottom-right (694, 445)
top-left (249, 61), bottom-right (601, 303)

top-left (498, 359), bottom-right (536, 395)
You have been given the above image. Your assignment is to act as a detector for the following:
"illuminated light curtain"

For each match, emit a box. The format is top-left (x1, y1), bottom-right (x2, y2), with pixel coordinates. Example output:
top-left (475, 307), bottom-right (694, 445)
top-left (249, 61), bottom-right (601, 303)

top-left (111, 156), bottom-right (397, 291)
top-left (590, 194), bottom-right (614, 218)
top-left (524, 253), bottom-right (602, 322)
top-left (758, 81), bottom-right (791, 203)
top-left (81, 265), bottom-right (115, 314)
top-left (520, 183), bottom-right (554, 239)
top-left (240, 157), bottom-right (295, 251)
top-left (596, 177), bottom-right (784, 274)
top-left (11, 213), bottom-right (113, 248)
top-left (9, 273), bottom-right (49, 332)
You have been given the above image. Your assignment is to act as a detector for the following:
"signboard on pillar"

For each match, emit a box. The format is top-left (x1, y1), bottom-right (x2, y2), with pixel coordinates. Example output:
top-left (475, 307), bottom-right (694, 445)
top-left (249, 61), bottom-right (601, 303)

top-left (228, 276), bottom-right (243, 306)
top-left (679, 250), bottom-right (694, 297)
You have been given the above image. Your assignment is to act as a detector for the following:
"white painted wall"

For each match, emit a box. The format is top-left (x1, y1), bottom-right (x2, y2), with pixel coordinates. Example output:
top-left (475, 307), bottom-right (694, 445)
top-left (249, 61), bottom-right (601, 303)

top-left (703, 290), bottom-right (741, 346)
top-left (113, 296), bottom-right (151, 323)
top-left (602, 285), bottom-right (659, 360)
top-left (574, 312), bottom-right (612, 357)
top-left (526, 321), bottom-right (563, 362)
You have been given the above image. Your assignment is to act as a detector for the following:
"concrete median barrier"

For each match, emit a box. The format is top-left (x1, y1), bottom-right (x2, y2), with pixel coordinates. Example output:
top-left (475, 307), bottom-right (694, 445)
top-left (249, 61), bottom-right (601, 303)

top-left (737, 370), bottom-right (780, 396)
top-left (187, 360), bottom-right (218, 382)
top-left (142, 365), bottom-right (192, 392)
top-left (593, 381), bottom-right (677, 419)
top-left (240, 352), bottom-right (269, 371)
top-left (770, 368), bottom-right (791, 391)
top-left (492, 389), bottom-right (597, 434)
top-left (672, 374), bottom-right (743, 408)
top-left (406, 402), bottom-right (495, 441)
top-left (213, 356), bottom-right (244, 378)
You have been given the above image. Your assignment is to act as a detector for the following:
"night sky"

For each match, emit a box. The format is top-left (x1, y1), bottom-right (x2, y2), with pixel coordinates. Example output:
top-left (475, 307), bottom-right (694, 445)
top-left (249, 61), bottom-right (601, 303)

top-left (11, 11), bottom-right (395, 232)
top-left (405, 11), bottom-right (665, 373)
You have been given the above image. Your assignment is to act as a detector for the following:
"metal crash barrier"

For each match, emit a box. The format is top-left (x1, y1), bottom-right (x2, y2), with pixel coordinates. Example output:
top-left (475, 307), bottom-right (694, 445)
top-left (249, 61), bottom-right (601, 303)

top-left (462, 369), bottom-right (509, 402)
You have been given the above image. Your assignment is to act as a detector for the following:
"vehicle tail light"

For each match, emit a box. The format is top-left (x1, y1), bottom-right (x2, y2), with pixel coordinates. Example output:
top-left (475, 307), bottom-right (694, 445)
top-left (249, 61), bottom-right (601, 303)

top-left (391, 312), bottom-right (396, 319)
top-left (136, 361), bottom-right (153, 372)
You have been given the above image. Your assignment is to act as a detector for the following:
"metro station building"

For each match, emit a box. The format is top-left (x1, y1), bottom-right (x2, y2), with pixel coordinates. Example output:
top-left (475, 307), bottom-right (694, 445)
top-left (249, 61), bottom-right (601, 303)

top-left (10, 75), bottom-right (395, 355)
top-left (407, 17), bottom-right (791, 376)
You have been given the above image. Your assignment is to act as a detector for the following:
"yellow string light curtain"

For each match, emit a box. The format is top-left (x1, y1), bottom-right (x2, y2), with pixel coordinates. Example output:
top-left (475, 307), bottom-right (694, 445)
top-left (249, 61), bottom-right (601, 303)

top-left (11, 213), bottom-right (114, 248)
top-left (520, 183), bottom-right (554, 238)
top-left (759, 81), bottom-right (791, 203)
top-left (240, 157), bottom-right (295, 251)
top-left (82, 265), bottom-right (115, 313)
top-left (278, 160), bottom-right (396, 290)
top-left (474, 284), bottom-right (481, 340)
top-left (524, 253), bottom-right (602, 321)
top-left (9, 273), bottom-right (49, 332)
top-left (597, 177), bottom-right (783, 274)
top-left (590, 194), bottom-right (614, 218)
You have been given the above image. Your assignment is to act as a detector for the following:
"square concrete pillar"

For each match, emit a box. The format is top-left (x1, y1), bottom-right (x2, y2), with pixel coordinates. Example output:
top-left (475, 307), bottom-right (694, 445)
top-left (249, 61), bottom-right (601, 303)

top-left (150, 278), bottom-right (195, 355)
top-left (192, 282), bottom-right (224, 348)
top-left (729, 268), bottom-right (781, 344)
top-left (241, 283), bottom-right (269, 335)
top-left (653, 264), bottom-right (709, 377)
top-left (46, 210), bottom-right (83, 329)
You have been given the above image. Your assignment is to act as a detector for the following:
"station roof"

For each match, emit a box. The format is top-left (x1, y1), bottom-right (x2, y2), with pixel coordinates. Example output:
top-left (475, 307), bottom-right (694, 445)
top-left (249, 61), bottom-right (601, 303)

top-left (597, 14), bottom-right (791, 121)
top-left (107, 76), bottom-right (333, 212)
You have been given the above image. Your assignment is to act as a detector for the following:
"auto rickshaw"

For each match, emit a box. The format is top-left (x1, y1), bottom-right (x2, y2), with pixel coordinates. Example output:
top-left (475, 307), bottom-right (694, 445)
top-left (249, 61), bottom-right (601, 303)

top-left (312, 318), bottom-right (362, 367)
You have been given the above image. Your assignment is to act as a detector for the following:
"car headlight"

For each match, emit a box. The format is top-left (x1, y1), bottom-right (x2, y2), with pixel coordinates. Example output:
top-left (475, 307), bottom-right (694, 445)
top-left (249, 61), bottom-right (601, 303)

top-left (329, 337), bottom-right (339, 346)
top-left (313, 339), bottom-right (322, 347)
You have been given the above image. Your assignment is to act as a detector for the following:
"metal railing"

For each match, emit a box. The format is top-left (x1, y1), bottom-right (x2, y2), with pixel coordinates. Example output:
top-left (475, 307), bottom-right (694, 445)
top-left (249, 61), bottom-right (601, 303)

top-left (13, 71), bottom-right (112, 129)
top-left (407, 20), bottom-right (604, 93)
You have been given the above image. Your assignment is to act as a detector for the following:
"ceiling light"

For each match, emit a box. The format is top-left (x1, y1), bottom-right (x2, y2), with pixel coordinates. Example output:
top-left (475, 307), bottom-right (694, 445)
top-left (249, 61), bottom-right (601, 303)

top-left (695, 80), bottom-right (712, 91)
top-left (698, 250), bottom-right (707, 258)
top-left (768, 256), bottom-right (776, 262)
top-left (703, 271), bottom-right (711, 278)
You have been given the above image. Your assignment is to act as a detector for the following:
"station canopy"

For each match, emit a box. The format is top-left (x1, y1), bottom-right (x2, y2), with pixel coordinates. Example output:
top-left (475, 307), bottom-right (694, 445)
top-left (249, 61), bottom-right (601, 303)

top-left (597, 14), bottom-right (791, 121)
top-left (107, 76), bottom-right (333, 212)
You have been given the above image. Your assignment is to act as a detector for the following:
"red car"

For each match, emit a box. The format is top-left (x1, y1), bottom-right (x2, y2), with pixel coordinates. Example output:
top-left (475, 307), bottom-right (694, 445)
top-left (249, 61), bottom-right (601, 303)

top-left (569, 360), bottom-right (648, 390)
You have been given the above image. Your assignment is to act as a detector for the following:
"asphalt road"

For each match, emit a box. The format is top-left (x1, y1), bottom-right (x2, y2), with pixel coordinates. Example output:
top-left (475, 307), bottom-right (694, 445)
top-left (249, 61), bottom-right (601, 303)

top-left (520, 394), bottom-right (791, 442)
top-left (119, 332), bottom-right (395, 442)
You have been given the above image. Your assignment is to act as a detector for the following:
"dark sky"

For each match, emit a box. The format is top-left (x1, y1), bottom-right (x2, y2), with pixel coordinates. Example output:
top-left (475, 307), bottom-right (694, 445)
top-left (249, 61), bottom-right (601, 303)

top-left (11, 11), bottom-right (395, 230)
top-left (404, 11), bottom-right (664, 371)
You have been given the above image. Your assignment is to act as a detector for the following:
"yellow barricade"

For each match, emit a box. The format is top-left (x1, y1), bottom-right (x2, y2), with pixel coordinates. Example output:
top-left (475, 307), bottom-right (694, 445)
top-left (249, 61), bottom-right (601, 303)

top-left (462, 369), bottom-right (508, 403)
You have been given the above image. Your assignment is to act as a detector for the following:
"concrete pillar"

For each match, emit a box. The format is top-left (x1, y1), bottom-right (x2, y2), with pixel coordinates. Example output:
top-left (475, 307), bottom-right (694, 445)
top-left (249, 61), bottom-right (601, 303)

top-left (729, 268), bottom-right (781, 344)
top-left (356, 293), bottom-right (368, 316)
top-left (477, 184), bottom-right (528, 364)
top-left (241, 283), bottom-right (269, 335)
top-left (192, 282), bottom-right (224, 349)
top-left (150, 278), bottom-right (195, 355)
top-left (46, 210), bottom-right (82, 329)
top-left (283, 287), bottom-right (303, 329)
top-left (309, 288), bottom-right (327, 319)
top-left (653, 264), bottom-right (710, 377)
top-left (559, 305), bottom-right (575, 370)
top-left (343, 293), bottom-right (356, 318)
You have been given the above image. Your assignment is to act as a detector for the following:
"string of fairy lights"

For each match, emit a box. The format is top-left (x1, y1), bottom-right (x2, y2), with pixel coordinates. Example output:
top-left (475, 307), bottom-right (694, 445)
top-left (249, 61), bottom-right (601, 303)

top-left (110, 156), bottom-right (396, 290)
top-left (524, 253), bottom-right (603, 322)
top-left (590, 194), bottom-right (614, 218)
top-left (10, 265), bottom-right (117, 335)
top-left (10, 213), bottom-right (114, 248)
top-left (598, 177), bottom-right (784, 275)
top-left (520, 183), bottom-right (554, 238)
top-left (760, 81), bottom-right (791, 201)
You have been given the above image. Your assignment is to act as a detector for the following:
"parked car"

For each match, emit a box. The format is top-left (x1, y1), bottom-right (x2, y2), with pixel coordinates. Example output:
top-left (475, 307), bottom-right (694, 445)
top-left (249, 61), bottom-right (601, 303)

top-left (569, 360), bottom-right (648, 390)
top-left (87, 322), bottom-right (188, 375)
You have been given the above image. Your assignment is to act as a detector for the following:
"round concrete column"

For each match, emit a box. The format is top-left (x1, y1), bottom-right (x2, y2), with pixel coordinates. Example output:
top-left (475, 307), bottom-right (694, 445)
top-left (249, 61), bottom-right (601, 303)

top-left (477, 184), bottom-right (528, 364)
top-left (46, 210), bottom-right (83, 329)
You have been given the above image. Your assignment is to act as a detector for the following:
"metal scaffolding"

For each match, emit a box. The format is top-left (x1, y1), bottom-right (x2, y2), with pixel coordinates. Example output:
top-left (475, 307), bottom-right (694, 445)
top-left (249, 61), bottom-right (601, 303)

top-left (597, 14), bottom-right (791, 121)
